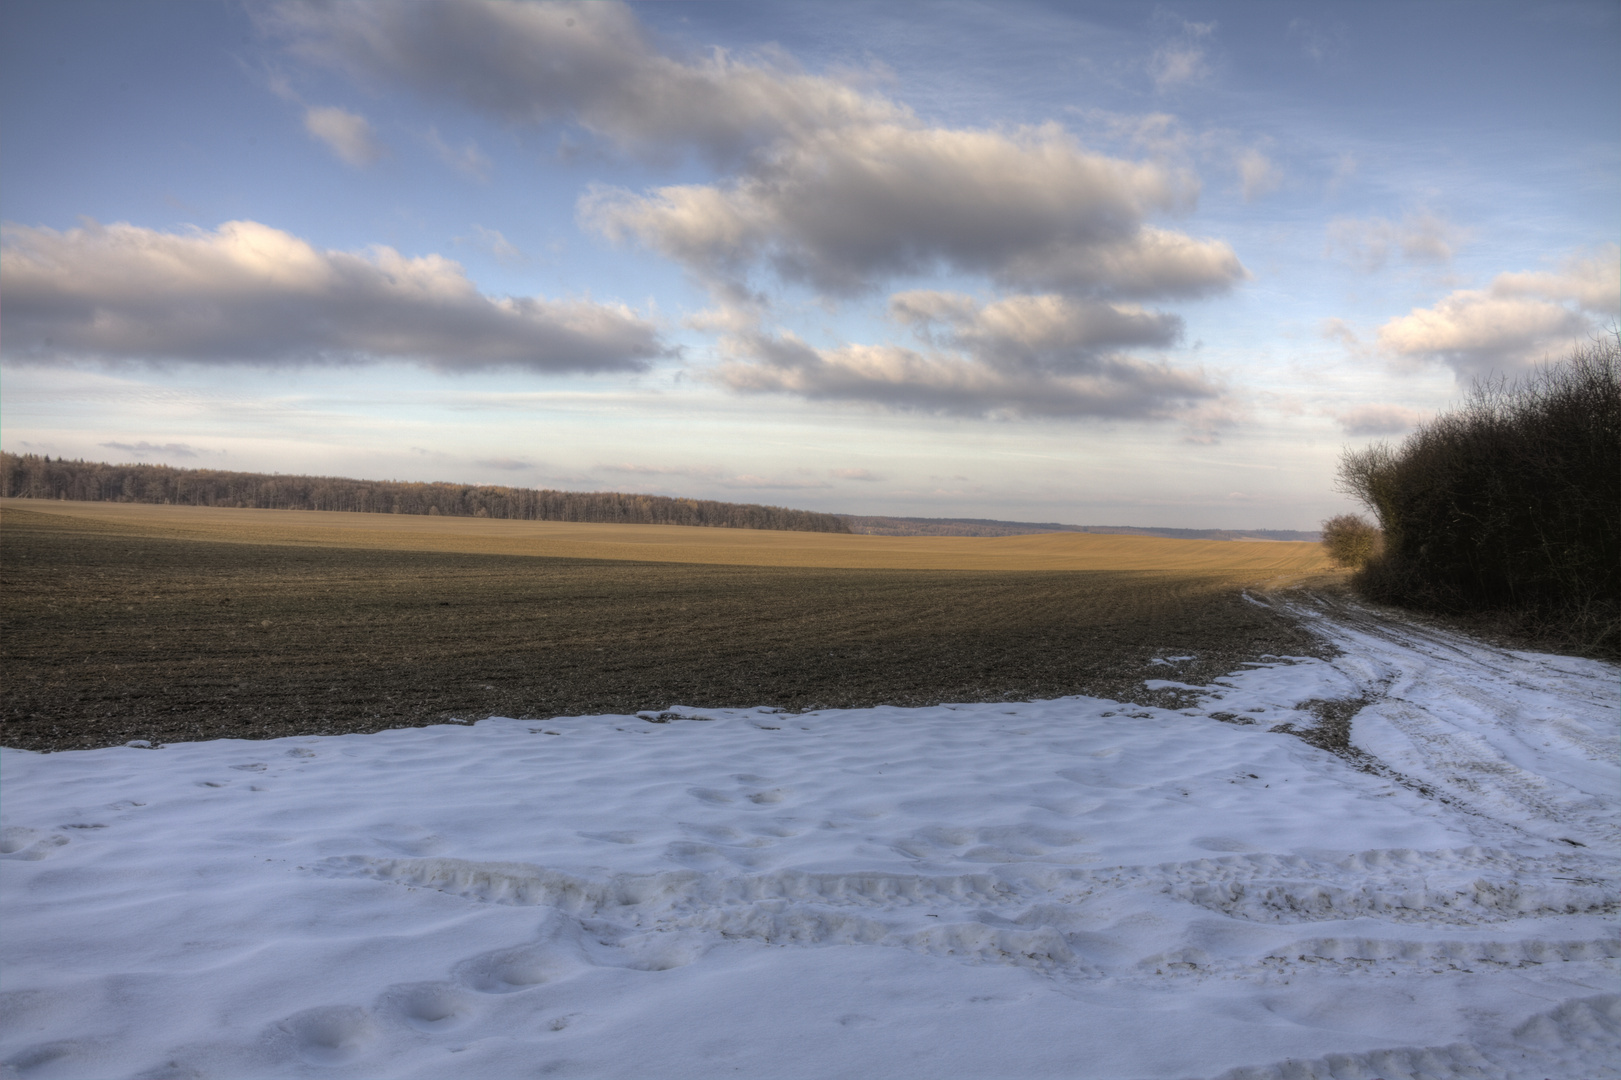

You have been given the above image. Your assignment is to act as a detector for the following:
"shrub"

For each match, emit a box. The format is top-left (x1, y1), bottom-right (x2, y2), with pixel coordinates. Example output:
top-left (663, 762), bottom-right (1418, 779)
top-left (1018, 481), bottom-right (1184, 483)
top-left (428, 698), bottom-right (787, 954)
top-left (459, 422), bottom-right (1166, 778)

top-left (1320, 513), bottom-right (1382, 568)
top-left (1335, 335), bottom-right (1620, 655)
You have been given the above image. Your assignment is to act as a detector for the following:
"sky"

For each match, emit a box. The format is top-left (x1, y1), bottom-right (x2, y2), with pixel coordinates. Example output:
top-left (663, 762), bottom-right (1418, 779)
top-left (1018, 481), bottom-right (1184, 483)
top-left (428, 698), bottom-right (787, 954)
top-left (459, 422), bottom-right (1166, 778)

top-left (2, 1), bottom-right (1616, 529)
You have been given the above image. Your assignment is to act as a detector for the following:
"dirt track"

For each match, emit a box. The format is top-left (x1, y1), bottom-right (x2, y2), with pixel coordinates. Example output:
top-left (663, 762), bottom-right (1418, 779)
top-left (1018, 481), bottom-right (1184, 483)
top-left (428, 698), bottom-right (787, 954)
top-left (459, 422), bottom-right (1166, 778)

top-left (1, 503), bottom-right (1340, 751)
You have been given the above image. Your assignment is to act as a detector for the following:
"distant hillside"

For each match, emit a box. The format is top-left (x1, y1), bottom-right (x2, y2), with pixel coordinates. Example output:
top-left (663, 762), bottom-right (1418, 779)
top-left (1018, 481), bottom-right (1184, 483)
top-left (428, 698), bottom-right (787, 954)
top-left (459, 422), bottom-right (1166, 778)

top-left (839, 515), bottom-right (1319, 542)
top-left (0, 454), bottom-right (851, 534)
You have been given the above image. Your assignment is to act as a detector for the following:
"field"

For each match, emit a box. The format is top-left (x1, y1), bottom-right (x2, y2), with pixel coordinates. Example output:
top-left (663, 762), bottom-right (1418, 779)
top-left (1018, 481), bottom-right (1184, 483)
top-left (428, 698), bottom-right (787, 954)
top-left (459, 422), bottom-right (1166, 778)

top-left (5, 500), bottom-right (1618, 1079)
top-left (0, 500), bottom-right (1336, 751)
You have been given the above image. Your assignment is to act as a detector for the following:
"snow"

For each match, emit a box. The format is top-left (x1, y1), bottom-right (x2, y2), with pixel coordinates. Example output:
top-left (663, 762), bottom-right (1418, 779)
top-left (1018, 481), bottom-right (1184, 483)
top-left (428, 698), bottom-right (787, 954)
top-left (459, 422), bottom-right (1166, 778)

top-left (2, 595), bottom-right (1617, 1079)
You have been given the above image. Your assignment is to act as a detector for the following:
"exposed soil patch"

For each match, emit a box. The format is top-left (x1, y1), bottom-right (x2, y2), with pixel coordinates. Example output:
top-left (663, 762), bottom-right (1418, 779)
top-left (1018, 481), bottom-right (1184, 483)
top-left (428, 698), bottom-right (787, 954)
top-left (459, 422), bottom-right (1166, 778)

top-left (2, 508), bottom-right (1332, 751)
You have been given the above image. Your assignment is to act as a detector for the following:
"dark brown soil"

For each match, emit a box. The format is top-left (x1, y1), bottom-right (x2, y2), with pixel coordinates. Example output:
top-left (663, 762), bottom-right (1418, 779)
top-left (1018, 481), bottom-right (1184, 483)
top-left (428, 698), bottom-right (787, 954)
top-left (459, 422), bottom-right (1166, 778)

top-left (1, 508), bottom-right (1332, 751)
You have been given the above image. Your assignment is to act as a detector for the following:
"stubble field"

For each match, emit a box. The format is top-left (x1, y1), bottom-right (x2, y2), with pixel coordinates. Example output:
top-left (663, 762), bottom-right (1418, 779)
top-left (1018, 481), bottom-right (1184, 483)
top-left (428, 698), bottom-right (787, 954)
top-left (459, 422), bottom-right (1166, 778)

top-left (1, 501), bottom-right (1338, 751)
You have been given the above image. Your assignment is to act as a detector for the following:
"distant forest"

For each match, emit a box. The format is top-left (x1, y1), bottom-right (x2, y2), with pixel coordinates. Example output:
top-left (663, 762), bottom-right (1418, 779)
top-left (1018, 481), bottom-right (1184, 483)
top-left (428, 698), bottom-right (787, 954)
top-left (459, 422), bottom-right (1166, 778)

top-left (839, 515), bottom-right (1319, 542)
top-left (0, 454), bottom-right (851, 534)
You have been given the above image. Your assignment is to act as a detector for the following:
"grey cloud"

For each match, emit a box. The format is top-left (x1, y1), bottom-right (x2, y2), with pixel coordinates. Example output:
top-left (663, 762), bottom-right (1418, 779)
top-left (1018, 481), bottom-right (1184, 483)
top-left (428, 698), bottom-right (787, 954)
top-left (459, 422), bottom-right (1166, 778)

top-left (585, 127), bottom-right (1245, 300)
top-left (99, 441), bottom-right (202, 459)
top-left (1333, 405), bottom-right (1427, 436)
top-left (473, 457), bottom-right (533, 470)
top-left (1, 219), bottom-right (668, 373)
top-left (263, 0), bottom-right (898, 165)
top-left (888, 291), bottom-right (1182, 373)
top-left (715, 321), bottom-right (1218, 421)
top-left (269, 1), bottom-right (1244, 304)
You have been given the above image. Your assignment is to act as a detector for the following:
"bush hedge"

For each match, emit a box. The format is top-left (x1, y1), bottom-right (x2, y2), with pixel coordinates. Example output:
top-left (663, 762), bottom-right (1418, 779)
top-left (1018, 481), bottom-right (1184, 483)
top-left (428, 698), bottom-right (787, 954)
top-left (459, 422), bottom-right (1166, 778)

top-left (1335, 336), bottom-right (1620, 656)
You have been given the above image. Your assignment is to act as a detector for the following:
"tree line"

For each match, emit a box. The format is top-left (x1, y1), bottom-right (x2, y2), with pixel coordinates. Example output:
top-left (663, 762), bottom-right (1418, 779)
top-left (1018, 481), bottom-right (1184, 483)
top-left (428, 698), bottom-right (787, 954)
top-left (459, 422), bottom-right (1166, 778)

top-left (0, 453), bottom-right (851, 534)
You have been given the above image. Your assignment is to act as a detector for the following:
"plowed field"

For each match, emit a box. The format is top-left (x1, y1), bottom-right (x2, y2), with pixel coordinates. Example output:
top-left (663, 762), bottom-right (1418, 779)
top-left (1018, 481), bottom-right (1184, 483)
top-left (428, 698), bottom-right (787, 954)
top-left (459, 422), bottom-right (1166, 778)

top-left (1, 501), bottom-right (1339, 750)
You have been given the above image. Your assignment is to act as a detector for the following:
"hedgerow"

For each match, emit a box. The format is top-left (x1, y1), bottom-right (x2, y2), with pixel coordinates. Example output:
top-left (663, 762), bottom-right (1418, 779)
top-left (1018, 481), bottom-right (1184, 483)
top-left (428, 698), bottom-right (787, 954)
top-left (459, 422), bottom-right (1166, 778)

top-left (1335, 336), bottom-right (1620, 656)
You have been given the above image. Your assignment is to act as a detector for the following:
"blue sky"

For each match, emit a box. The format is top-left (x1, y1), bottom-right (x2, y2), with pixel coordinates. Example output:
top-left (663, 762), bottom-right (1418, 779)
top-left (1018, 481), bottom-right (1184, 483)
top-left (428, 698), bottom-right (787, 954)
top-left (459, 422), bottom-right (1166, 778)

top-left (3, 0), bottom-right (1616, 528)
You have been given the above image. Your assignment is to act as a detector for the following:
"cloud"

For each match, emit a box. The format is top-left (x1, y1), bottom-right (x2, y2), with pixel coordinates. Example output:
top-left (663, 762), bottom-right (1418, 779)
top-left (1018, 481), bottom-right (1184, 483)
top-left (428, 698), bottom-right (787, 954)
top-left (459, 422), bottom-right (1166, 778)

top-left (1235, 149), bottom-right (1280, 202)
top-left (0, 219), bottom-right (669, 373)
top-left (303, 105), bottom-right (385, 166)
top-left (1326, 212), bottom-right (1468, 271)
top-left (595, 461), bottom-right (828, 490)
top-left (585, 123), bottom-right (1245, 300)
top-left (270, 1), bottom-right (1244, 305)
top-left (262, 0), bottom-right (900, 165)
top-left (473, 457), bottom-right (532, 470)
top-left (1332, 405), bottom-right (1427, 436)
top-left (1148, 18), bottom-right (1215, 91)
top-left (719, 474), bottom-right (830, 491)
top-left (1287, 18), bottom-right (1347, 63)
top-left (831, 468), bottom-right (882, 482)
top-left (99, 440), bottom-right (202, 459)
top-left (1320, 317), bottom-right (1360, 346)
top-left (264, 0), bottom-right (1246, 426)
top-left (425, 126), bottom-right (492, 181)
top-left (887, 290), bottom-right (1183, 371)
top-left (1376, 245), bottom-right (1618, 378)
top-left (458, 224), bottom-right (525, 265)
top-left (714, 306), bottom-right (1217, 421)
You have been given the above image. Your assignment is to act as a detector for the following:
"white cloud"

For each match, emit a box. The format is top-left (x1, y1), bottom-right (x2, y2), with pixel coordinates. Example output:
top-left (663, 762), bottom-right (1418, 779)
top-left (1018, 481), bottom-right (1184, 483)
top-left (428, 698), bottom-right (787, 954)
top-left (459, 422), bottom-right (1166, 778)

top-left (1491, 249), bottom-right (1621, 314)
top-left (1326, 212), bottom-right (1469, 271)
top-left (1332, 405), bottom-right (1427, 436)
top-left (303, 105), bottom-right (385, 166)
top-left (1376, 244), bottom-right (1618, 378)
top-left (0, 219), bottom-right (668, 374)
top-left (831, 468), bottom-right (882, 481)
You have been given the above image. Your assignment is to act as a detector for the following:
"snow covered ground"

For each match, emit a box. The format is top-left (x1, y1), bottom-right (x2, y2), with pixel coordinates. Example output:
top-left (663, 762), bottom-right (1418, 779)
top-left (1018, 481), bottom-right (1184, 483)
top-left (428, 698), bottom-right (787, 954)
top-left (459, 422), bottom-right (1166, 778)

top-left (2, 593), bottom-right (1617, 1079)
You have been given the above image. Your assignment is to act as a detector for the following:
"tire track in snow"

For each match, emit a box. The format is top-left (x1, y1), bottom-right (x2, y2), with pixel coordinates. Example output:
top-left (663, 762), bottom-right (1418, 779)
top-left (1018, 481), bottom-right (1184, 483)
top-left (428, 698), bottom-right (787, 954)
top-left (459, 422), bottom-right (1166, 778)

top-left (1252, 591), bottom-right (1621, 853)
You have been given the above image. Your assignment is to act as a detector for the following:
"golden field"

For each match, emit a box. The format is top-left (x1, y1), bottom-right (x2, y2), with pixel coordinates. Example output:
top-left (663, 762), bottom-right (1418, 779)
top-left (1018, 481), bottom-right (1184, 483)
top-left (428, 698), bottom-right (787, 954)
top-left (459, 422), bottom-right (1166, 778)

top-left (0, 499), bottom-right (1336, 576)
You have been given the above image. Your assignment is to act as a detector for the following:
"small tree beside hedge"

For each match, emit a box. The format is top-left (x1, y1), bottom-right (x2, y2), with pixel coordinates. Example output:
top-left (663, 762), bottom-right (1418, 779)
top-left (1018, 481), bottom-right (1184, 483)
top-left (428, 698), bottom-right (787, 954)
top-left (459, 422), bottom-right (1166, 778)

top-left (1320, 513), bottom-right (1382, 569)
top-left (1334, 336), bottom-right (1620, 656)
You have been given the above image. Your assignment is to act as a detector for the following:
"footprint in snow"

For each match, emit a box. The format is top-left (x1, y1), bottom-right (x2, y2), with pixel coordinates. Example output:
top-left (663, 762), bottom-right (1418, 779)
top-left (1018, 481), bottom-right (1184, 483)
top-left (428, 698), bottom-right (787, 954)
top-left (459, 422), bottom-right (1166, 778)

top-left (375, 981), bottom-right (477, 1031)
top-left (266, 1005), bottom-right (378, 1066)
top-left (0, 826), bottom-right (70, 860)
